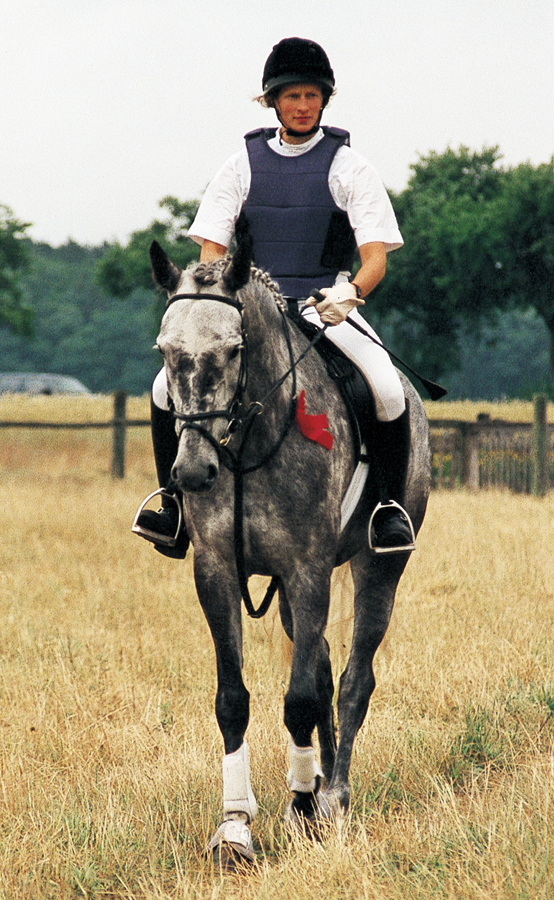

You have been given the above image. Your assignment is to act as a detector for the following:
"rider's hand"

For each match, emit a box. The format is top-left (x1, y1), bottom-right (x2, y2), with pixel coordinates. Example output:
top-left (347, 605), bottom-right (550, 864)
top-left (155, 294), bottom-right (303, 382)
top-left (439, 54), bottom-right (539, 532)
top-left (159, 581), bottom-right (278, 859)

top-left (305, 283), bottom-right (364, 326)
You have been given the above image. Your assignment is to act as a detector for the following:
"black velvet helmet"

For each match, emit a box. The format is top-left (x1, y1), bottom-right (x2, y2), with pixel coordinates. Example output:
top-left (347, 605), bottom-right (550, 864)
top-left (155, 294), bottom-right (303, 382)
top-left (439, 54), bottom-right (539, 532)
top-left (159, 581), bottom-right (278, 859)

top-left (262, 38), bottom-right (335, 97)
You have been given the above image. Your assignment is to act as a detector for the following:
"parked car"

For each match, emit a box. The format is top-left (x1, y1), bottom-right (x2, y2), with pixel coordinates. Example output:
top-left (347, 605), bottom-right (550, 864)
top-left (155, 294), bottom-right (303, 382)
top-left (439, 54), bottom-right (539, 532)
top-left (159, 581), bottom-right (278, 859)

top-left (0, 373), bottom-right (91, 395)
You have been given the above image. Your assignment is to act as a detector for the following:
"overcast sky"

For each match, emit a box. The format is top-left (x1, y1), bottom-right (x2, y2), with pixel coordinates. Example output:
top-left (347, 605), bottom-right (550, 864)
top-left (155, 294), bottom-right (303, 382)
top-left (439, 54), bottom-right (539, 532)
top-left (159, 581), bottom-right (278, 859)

top-left (2, 0), bottom-right (553, 247)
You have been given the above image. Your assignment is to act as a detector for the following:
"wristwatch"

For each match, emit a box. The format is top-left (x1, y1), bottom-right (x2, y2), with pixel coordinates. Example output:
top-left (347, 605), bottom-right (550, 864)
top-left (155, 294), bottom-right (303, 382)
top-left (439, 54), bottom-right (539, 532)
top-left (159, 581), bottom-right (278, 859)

top-left (350, 282), bottom-right (362, 299)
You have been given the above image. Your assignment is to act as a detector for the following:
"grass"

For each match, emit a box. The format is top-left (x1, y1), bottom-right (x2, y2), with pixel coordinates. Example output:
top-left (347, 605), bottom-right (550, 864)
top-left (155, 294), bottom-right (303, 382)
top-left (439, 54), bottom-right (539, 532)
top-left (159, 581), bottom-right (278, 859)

top-left (424, 397), bottom-right (554, 423)
top-left (0, 395), bottom-right (553, 897)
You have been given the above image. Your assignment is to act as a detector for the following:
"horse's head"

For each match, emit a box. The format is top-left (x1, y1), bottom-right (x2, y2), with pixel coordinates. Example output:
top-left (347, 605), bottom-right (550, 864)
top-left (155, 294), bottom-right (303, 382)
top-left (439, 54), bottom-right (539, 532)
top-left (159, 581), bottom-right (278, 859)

top-left (150, 241), bottom-right (251, 493)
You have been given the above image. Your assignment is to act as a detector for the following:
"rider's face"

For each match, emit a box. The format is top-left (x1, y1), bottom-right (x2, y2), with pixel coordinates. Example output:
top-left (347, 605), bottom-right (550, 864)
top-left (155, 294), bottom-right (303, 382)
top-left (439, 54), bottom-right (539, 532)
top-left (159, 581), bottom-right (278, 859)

top-left (275, 83), bottom-right (324, 139)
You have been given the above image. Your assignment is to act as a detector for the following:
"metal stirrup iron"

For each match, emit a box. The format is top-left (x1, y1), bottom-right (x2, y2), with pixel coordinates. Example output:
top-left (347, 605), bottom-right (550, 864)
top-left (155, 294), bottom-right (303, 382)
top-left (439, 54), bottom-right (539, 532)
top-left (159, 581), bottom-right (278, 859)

top-left (131, 488), bottom-right (184, 549)
top-left (368, 500), bottom-right (416, 555)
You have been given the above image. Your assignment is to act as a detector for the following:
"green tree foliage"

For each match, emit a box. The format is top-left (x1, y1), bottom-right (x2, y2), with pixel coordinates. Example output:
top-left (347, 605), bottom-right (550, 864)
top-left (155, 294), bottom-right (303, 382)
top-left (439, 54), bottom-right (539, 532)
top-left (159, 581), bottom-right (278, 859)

top-left (96, 196), bottom-right (200, 298)
top-left (372, 147), bottom-right (506, 380)
top-left (488, 158), bottom-right (554, 375)
top-left (0, 205), bottom-right (34, 336)
top-left (0, 241), bottom-right (161, 394)
top-left (373, 148), bottom-right (554, 388)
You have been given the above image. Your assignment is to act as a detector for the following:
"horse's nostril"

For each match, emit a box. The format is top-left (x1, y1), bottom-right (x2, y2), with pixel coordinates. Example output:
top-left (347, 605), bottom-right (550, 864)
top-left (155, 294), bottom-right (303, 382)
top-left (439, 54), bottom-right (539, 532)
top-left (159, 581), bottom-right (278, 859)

top-left (206, 464), bottom-right (218, 485)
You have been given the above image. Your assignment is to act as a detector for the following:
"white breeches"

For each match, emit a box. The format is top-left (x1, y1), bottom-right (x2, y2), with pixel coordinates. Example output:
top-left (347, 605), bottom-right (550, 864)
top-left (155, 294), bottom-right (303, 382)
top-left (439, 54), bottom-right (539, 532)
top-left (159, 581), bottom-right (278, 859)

top-left (152, 308), bottom-right (405, 423)
top-left (152, 367), bottom-right (170, 411)
top-left (301, 306), bottom-right (405, 422)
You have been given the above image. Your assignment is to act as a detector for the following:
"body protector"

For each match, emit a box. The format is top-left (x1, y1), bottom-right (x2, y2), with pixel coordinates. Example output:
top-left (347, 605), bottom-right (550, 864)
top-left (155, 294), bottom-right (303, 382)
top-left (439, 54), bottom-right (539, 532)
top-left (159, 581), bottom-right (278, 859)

top-left (241, 126), bottom-right (357, 298)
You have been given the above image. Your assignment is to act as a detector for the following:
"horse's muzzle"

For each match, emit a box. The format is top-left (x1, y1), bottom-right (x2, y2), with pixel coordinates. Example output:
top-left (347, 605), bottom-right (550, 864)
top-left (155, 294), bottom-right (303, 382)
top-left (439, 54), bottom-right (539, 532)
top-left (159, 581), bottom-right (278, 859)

top-left (171, 448), bottom-right (220, 494)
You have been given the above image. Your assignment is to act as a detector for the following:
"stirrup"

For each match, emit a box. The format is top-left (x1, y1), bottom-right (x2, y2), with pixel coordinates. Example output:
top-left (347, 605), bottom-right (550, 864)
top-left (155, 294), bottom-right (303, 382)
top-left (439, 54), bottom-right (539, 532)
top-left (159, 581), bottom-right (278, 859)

top-left (368, 500), bottom-right (416, 555)
top-left (131, 488), bottom-right (183, 548)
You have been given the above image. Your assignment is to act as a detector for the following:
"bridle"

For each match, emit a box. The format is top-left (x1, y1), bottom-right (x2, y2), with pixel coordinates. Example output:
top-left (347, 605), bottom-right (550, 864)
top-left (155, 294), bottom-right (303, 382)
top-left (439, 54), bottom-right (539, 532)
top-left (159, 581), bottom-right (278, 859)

top-left (165, 293), bottom-right (250, 453)
top-left (163, 289), bottom-right (323, 618)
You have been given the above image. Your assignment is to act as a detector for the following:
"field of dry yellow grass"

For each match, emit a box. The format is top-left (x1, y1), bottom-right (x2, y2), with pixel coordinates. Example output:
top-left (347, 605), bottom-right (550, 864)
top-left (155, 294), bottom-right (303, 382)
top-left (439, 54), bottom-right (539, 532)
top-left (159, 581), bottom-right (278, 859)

top-left (0, 395), bottom-right (553, 898)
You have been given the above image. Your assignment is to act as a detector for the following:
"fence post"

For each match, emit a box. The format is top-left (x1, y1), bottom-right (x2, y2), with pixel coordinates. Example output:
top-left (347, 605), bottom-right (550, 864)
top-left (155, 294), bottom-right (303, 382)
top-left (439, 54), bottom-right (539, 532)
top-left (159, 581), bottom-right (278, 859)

top-left (532, 393), bottom-right (547, 496)
top-left (112, 390), bottom-right (127, 479)
top-left (460, 423), bottom-right (479, 490)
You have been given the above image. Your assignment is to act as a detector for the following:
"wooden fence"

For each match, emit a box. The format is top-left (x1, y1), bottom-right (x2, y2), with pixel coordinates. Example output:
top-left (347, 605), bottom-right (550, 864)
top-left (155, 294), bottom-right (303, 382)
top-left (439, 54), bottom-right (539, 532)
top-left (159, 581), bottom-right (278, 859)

top-left (0, 391), bottom-right (149, 480)
top-left (429, 395), bottom-right (553, 495)
top-left (1, 392), bottom-right (552, 495)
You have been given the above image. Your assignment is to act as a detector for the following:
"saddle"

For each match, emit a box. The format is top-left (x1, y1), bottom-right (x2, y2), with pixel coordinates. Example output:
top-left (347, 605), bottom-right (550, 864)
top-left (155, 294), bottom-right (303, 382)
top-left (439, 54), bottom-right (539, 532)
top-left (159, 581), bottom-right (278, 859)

top-left (287, 304), bottom-right (375, 463)
top-left (287, 305), bottom-right (416, 552)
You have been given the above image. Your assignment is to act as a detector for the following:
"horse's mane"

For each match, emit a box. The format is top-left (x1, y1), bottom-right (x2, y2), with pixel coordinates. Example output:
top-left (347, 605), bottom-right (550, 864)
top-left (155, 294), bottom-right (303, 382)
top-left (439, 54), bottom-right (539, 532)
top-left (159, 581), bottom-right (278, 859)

top-left (191, 257), bottom-right (287, 314)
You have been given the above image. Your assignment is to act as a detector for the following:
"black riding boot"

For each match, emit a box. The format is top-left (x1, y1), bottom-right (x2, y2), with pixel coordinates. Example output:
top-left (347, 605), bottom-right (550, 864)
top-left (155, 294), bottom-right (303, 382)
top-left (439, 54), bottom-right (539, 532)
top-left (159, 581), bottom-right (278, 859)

top-left (370, 407), bottom-right (415, 551)
top-left (133, 396), bottom-right (189, 559)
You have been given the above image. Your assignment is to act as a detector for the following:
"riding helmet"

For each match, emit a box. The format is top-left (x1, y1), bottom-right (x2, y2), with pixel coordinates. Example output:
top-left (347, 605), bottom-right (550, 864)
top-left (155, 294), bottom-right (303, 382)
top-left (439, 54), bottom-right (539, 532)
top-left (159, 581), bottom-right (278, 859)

top-left (262, 38), bottom-right (335, 98)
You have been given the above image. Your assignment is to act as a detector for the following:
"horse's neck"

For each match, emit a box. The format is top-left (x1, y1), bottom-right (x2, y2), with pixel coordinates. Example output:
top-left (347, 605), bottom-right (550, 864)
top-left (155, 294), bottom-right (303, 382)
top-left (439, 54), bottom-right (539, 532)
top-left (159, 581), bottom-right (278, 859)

top-left (242, 289), bottom-right (291, 397)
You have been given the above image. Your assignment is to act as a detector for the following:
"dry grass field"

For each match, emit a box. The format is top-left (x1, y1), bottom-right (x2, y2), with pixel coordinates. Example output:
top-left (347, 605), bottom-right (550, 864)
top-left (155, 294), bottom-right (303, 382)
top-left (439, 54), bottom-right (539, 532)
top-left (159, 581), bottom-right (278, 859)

top-left (0, 395), bottom-right (553, 898)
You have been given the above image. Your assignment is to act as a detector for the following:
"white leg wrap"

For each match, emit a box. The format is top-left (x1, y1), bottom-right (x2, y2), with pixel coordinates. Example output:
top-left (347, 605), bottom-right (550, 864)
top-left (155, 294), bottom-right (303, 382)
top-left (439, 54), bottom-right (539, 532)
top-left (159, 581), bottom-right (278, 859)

top-left (222, 742), bottom-right (258, 822)
top-left (286, 739), bottom-right (323, 793)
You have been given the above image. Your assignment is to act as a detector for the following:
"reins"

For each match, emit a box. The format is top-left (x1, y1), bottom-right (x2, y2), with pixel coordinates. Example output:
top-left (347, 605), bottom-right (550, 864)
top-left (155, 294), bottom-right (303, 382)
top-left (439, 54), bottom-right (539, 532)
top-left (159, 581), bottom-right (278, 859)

top-left (165, 290), bottom-right (323, 618)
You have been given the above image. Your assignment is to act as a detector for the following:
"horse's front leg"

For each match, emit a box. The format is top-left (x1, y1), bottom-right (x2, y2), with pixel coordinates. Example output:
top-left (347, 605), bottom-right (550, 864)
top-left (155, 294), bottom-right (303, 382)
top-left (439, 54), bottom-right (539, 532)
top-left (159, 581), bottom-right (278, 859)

top-left (279, 585), bottom-right (336, 781)
top-left (194, 552), bottom-right (257, 870)
top-left (282, 567), bottom-right (334, 834)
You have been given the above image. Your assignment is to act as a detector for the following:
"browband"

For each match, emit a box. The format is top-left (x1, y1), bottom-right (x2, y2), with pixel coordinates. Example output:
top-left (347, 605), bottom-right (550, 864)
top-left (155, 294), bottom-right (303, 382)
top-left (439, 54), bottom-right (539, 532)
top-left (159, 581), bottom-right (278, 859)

top-left (167, 292), bottom-right (243, 313)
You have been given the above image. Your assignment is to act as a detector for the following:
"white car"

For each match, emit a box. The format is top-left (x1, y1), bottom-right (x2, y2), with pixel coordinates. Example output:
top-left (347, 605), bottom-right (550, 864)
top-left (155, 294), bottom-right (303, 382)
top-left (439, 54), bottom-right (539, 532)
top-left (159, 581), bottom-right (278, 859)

top-left (0, 373), bottom-right (91, 395)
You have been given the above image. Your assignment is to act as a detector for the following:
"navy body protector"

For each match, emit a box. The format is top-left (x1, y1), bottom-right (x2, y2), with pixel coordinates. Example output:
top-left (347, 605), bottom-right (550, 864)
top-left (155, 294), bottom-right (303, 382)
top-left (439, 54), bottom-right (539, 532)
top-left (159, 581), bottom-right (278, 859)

top-left (239, 125), bottom-right (378, 474)
top-left (241, 126), bottom-right (357, 299)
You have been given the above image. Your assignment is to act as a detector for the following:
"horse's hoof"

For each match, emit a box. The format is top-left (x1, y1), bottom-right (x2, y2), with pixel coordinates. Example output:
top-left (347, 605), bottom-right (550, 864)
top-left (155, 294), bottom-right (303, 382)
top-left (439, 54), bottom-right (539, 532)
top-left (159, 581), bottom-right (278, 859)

top-left (206, 819), bottom-right (255, 874)
top-left (323, 785), bottom-right (350, 818)
top-left (284, 790), bottom-right (333, 840)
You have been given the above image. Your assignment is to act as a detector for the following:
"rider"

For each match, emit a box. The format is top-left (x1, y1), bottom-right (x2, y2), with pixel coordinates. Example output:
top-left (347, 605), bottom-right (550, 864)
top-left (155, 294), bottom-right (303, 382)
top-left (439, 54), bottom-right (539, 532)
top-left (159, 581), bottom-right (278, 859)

top-left (134, 36), bottom-right (414, 556)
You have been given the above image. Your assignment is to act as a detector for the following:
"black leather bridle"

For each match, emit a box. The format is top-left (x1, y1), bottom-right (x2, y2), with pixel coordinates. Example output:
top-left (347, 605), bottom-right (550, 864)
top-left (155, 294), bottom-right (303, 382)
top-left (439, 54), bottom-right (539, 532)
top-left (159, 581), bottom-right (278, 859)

top-left (165, 293), bottom-right (249, 452)
top-left (163, 290), bottom-right (316, 618)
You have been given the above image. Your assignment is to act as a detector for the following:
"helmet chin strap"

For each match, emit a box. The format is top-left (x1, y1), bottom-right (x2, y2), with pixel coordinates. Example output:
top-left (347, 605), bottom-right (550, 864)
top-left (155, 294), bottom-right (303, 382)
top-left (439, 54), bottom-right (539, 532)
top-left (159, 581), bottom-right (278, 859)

top-left (274, 100), bottom-right (325, 140)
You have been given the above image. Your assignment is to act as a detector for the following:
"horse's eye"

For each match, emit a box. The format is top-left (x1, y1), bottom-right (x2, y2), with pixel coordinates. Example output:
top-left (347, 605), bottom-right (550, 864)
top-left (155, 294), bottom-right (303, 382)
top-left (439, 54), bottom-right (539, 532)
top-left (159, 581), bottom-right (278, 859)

top-left (229, 346), bottom-right (241, 361)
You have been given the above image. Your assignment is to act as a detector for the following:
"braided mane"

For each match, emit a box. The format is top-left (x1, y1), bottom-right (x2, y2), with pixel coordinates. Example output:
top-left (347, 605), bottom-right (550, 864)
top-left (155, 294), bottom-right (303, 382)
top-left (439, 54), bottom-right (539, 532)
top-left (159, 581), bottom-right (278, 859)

top-left (191, 257), bottom-right (287, 313)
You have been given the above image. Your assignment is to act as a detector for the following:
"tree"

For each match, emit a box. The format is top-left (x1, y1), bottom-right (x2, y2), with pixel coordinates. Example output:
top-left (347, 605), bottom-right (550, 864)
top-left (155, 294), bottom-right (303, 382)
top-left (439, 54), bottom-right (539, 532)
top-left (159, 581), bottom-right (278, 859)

top-left (96, 196), bottom-right (200, 299)
top-left (0, 242), bottom-right (161, 394)
top-left (371, 147), bottom-right (506, 380)
top-left (489, 158), bottom-right (554, 379)
top-left (0, 205), bottom-right (33, 336)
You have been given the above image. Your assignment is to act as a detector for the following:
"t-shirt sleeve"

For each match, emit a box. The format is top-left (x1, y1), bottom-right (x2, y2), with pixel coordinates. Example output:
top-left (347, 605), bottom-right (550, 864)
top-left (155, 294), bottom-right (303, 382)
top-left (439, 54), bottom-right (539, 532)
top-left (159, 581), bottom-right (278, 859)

top-left (330, 147), bottom-right (404, 253)
top-left (188, 151), bottom-right (248, 248)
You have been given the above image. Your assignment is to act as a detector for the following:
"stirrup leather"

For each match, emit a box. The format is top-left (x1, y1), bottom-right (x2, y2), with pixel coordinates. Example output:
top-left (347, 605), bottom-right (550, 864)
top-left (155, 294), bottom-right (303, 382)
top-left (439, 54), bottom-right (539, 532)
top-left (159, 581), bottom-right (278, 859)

top-left (131, 488), bottom-right (183, 548)
top-left (368, 500), bottom-right (416, 555)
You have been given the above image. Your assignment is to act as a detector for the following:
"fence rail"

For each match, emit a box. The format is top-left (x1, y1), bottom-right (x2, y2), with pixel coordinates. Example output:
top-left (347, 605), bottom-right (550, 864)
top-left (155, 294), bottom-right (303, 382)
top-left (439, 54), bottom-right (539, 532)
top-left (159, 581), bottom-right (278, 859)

top-left (429, 395), bottom-right (553, 495)
top-left (1, 392), bottom-right (552, 494)
top-left (0, 391), bottom-right (149, 479)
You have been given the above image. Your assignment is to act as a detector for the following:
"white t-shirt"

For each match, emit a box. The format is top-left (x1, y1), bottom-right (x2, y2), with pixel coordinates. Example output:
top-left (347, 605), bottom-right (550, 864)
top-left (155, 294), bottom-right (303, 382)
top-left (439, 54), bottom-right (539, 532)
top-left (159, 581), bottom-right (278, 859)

top-left (189, 128), bottom-right (403, 253)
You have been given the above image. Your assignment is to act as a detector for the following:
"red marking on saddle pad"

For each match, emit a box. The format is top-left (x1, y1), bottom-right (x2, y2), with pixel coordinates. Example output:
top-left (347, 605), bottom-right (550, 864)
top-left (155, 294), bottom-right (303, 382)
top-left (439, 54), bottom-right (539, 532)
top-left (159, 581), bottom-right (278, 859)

top-left (296, 390), bottom-right (333, 450)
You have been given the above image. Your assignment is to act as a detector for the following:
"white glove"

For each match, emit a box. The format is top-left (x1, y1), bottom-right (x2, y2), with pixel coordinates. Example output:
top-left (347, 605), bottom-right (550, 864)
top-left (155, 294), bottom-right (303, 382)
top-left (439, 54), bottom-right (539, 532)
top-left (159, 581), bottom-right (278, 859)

top-left (305, 283), bottom-right (364, 326)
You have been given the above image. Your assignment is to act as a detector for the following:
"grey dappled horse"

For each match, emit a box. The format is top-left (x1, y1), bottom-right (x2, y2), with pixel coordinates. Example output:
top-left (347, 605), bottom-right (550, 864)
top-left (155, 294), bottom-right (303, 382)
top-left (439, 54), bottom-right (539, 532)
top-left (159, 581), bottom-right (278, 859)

top-left (149, 239), bottom-right (430, 868)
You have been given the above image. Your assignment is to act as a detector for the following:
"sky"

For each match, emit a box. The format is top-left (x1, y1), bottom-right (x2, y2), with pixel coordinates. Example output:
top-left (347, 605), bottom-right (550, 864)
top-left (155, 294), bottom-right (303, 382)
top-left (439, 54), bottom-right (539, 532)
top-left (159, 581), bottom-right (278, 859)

top-left (2, 0), bottom-right (553, 247)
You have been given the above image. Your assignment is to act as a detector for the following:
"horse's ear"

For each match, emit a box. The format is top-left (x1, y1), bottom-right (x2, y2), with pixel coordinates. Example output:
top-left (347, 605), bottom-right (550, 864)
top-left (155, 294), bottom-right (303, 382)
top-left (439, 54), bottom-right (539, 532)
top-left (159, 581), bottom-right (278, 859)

top-left (150, 240), bottom-right (182, 294)
top-left (223, 213), bottom-right (253, 293)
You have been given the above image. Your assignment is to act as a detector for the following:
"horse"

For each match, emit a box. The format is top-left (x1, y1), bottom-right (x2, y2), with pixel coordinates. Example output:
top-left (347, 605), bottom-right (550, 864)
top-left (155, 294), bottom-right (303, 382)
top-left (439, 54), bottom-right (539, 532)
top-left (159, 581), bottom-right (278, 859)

top-left (146, 237), bottom-right (431, 869)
